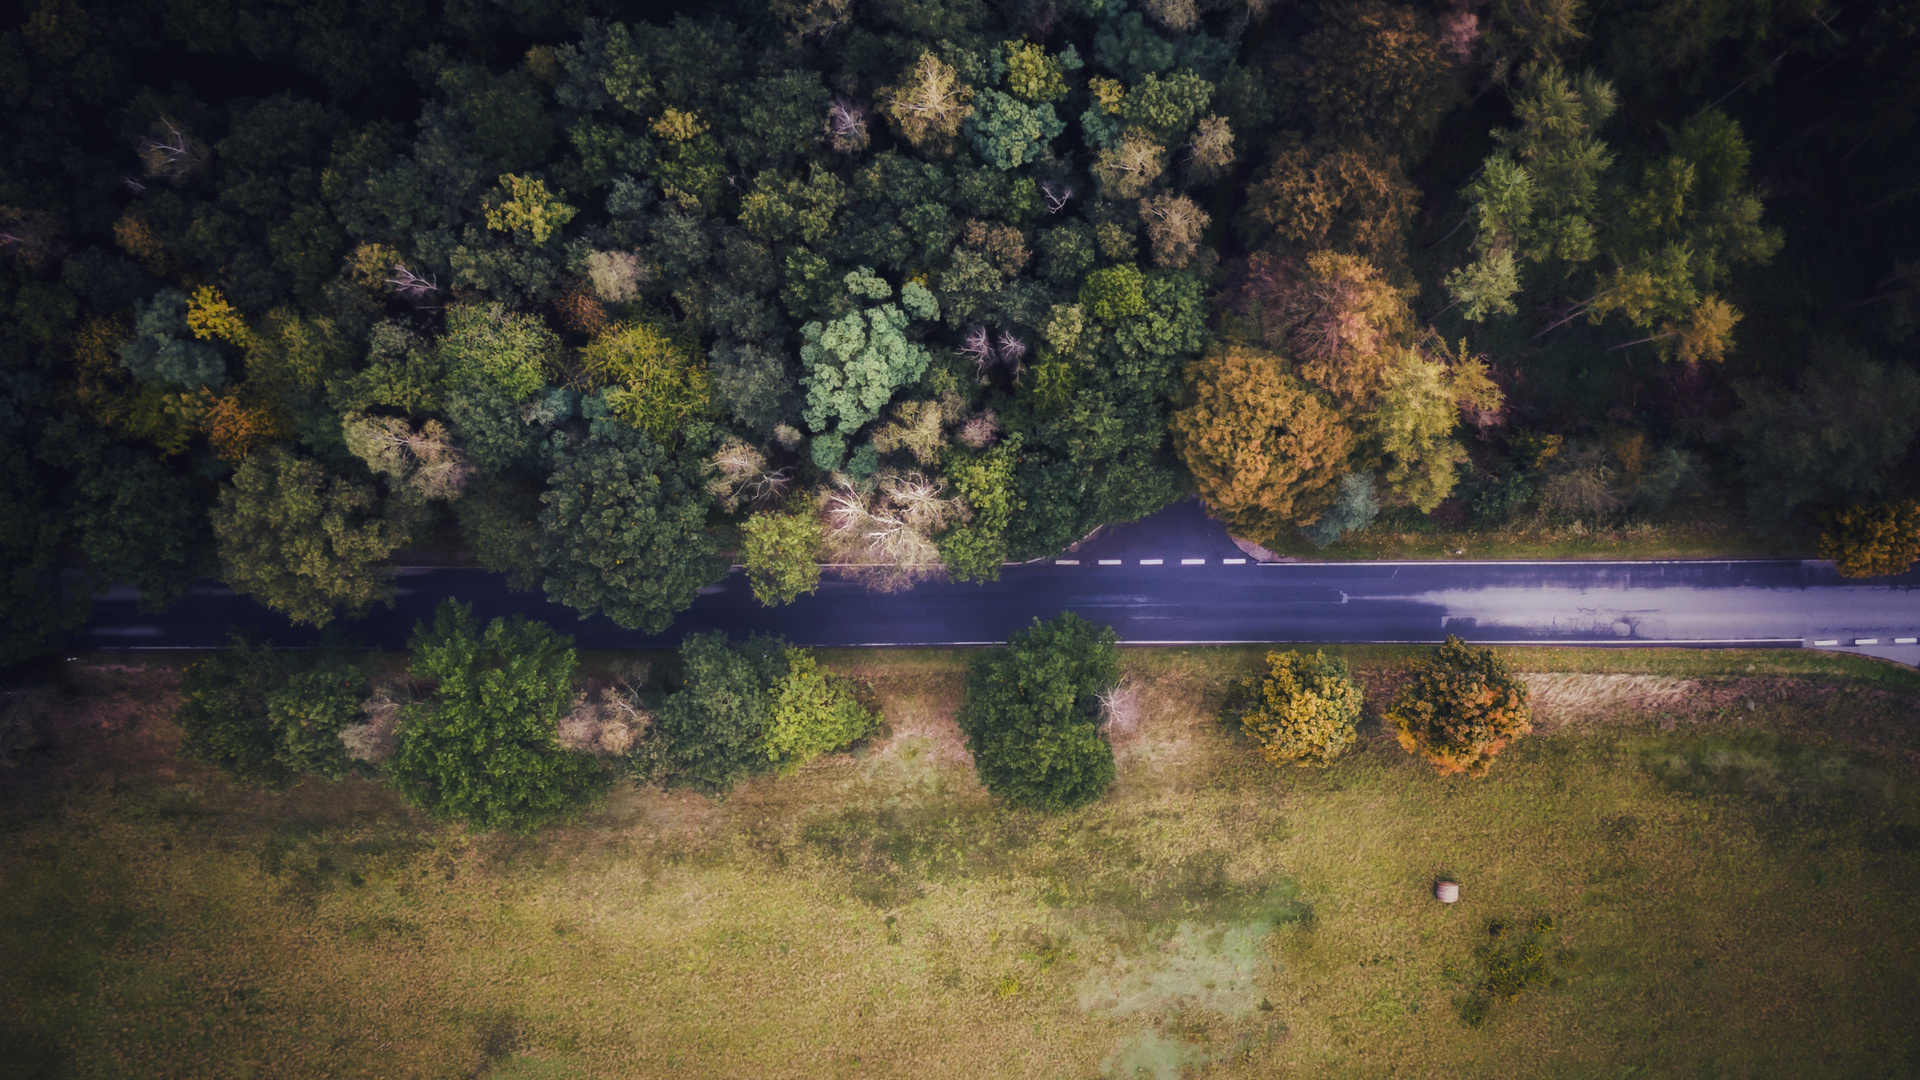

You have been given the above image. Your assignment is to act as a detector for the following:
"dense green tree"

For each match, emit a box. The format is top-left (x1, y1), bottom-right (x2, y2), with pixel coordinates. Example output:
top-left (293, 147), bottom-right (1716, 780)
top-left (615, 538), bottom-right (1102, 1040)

top-left (651, 631), bottom-right (789, 793)
top-left (958, 612), bottom-right (1119, 812)
top-left (212, 448), bottom-right (420, 627)
top-left (119, 290), bottom-right (227, 389)
top-left (965, 89), bottom-right (1067, 170)
top-left (175, 639), bottom-right (366, 787)
top-left (390, 600), bottom-right (607, 830)
top-left (0, 442), bottom-right (86, 668)
top-left (1732, 344), bottom-right (1920, 521)
top-left (940, 435), bottom-right (1025, 582)
top-left (71, 446), bottom-right (213, 606)
top-left (741, 507), bottom-right (824, 605)
top-left (537, 422), bottom-right (726, 632)
top-left (799, 270), bottom-right (938, 438)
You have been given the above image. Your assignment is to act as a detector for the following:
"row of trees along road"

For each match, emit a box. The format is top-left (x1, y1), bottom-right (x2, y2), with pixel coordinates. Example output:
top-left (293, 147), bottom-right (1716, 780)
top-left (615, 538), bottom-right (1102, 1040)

top-left (6, 0), bottom-right (1920, 666)
top-left (177, 605), bottom-right (1528, 829)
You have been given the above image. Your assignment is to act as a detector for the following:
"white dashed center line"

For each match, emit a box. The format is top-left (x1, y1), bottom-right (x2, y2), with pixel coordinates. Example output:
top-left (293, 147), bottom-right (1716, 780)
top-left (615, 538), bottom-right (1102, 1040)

top-left (1098, 559), bottom-right (1122, 566)
top-left (1222, 558), bottom-right (1246, 565)
top-left (1897, 637), bottom-right (1918, 644)
top-left (1139, 559), bottom-right (1163, 565)
top-left (1055, 559), bottom-right (1079, 565)
top-left (1855, 638), bottom-right (1880, 645)
top-left (1181, 558), bottom-right (1205, 565)
top-left (1813, 639), bottom-right (1840, 646)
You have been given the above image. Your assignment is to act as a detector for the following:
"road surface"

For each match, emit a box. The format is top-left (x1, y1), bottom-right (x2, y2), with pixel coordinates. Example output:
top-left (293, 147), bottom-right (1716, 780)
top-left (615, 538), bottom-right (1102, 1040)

top-left (81, 500), bottom-right (1920, 663)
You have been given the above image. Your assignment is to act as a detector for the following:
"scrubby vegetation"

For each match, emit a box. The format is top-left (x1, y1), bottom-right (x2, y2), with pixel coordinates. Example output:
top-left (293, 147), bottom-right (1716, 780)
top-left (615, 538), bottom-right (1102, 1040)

top-left (4, 0), bottom-right (1918, 664)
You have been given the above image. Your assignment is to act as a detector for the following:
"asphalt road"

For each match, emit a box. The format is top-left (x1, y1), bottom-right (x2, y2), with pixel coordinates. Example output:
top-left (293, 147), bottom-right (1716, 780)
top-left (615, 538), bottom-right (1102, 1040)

top-left (81, 500), bottom-right (1920, 661)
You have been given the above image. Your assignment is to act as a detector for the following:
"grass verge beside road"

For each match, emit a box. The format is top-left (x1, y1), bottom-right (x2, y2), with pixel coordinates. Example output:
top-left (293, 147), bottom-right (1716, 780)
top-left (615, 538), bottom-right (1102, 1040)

top-left (3, 646), bottom-right (1917, 1078)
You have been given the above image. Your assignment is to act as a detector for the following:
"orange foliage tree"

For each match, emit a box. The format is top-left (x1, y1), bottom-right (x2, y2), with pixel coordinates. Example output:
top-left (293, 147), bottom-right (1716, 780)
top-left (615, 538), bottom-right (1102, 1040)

top-left (1169, 345), bottom-right (1352, 538)
top-left (199, 388), bottom-right (289, 464)
top-left (1387, 635), bottom-right (1532, 777)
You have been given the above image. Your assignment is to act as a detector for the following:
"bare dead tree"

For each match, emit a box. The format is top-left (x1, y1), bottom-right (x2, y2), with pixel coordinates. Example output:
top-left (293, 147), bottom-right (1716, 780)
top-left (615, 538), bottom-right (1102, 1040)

top-left (135, 117), bottom-right (207, 183)
top-left (1040, 180), bottom-right (1075, 214)
top-left (826, 97), bottom-right (870, 154)
top-left (387, 264), bottom-right (440, 307)
top-left (994, 330), bottom-right (1028, 369)
top-left (961, 325), bottom-right (995, 371)
top-left (708, 438), bottom-right (794, 512)
top-left (956, 410), bottom-right (1002, 449)
top-left (120, 175), bottom-right (148, 194)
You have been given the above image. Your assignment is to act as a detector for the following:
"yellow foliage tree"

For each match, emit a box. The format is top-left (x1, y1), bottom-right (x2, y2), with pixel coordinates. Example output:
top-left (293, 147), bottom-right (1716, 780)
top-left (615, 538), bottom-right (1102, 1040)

top-left (484, 174), bottom-right (577, 244)
top-left (879, 52), bottom-right (974, 153)
top-left (1233, 650), bottom-right (1364, 768)
top-left (1819, 502), bottom-right (1920, 578)
top-left (579, 320), bottom-right (711, 443)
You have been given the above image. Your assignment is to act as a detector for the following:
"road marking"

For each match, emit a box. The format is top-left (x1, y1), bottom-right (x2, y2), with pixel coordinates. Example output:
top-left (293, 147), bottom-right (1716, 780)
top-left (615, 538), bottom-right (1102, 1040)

top-left (1139, 559), bottom-right (1163, 565)
top-left (1855, 638), bottom-right (1880, 645)
top-left (1181, 558), bottom-right (1205, 565)
top-left (1897, 637), bottom-right (1918, 644)
top-left (1098, 559), bottom-right (1122, 565)
top-left (1222, 558), bottom-right (1246, 565)
top-left (1813, 639), bottom-right (1840, 646)
top-left (1055, 559), bottom-right (1079, 565)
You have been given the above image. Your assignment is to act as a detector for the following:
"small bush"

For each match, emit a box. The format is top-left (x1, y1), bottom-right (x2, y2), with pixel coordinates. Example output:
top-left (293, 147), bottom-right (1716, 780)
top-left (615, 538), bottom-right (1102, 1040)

top-left (1387, 635), bottom-right (1532, 777)
top-left (959, 612), bottom-right (1118, 812)
top-left (1819, 501), bottom-right (1920, 578)
top-left (1456, 915), bottom-right (1574, 1026)
top-left (1231, 650), bottom-right (1362, 768)
top-left (762, 649), bottom-right (878, 775)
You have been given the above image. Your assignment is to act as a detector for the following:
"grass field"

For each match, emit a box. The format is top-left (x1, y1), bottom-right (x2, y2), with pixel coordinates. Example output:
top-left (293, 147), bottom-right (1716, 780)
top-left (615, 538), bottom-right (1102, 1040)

top-left (3, 647), bottom-right (1918, 1079)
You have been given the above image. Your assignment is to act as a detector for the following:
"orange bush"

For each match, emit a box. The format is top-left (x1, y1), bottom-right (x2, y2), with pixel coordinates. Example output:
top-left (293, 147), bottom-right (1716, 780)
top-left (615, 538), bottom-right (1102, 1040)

top-left (1387, 635), bottom-right (1532, 777)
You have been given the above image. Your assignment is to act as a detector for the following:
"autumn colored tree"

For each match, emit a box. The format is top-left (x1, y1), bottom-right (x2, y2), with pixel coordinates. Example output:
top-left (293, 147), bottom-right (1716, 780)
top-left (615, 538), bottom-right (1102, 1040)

top-left (1388, 635), bottom-right (1532, 777)
top-left (1170, 345), bottom-right (1353, 537)
top-left (1271, 252), bottom-right (1414, 407)
top-left (1243, 137), bottom-right (1418, 261)
top-left (1819, 502), bottom-right (1920, 578)
top-left (1231, 650), bottom-right (1364, 768)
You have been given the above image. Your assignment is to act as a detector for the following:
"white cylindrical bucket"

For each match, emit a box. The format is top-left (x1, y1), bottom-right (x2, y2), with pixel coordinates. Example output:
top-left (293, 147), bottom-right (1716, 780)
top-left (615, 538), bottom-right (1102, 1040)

top-left (1435, 880), bottom-right (1460, 903)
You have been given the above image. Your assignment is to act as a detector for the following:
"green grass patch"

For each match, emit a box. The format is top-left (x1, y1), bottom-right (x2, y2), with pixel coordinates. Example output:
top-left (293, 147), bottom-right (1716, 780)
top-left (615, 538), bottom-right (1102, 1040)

top-left (4, 652), bottom-right (1919, 1077)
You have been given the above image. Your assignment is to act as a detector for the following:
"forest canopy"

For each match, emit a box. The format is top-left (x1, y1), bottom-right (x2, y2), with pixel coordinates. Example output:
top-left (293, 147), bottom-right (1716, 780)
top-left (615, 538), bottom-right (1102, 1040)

top-left (3, 0), bottom-right (1917, 662)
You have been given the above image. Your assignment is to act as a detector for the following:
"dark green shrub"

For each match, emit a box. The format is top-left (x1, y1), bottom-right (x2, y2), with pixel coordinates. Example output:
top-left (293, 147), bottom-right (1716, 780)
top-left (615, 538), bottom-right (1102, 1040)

top-left (389, 600), bottom-right (608, 830)
top-left (958, 612), bottom-right (1119, 812)
top-left (650, 631), bottom-right (789, 793)
top-left (176, 637), bottom-right (366, 787)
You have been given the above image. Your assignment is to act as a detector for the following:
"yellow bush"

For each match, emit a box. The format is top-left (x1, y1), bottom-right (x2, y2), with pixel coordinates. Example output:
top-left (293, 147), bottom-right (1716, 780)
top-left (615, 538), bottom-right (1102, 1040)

top-left (1819, 501), bottom-right (1920, 578)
